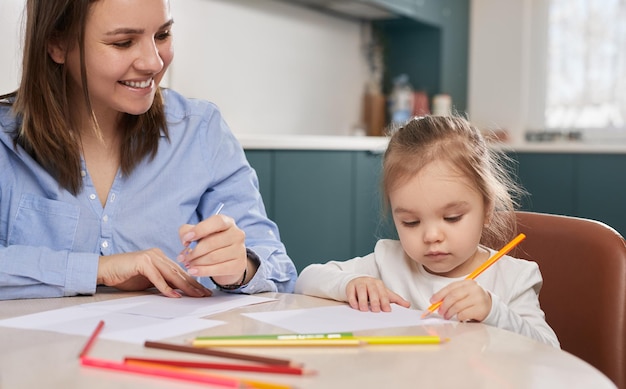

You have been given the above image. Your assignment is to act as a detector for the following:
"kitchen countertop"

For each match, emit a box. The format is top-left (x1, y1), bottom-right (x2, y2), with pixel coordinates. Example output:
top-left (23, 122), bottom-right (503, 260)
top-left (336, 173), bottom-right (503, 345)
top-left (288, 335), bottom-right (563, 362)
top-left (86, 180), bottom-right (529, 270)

top-left (236, 134), bottom-right (390, 152)
top-left (236, 133), bottom-right (626, 154)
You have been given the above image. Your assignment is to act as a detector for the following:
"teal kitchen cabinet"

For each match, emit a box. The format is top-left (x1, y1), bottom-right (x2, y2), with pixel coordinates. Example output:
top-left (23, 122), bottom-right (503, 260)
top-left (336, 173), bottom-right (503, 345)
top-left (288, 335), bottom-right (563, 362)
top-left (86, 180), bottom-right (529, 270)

top-left (245, 150), bottom-right (390, 272)
top-left (354, 150), bottom-right (397, 256)
top-left (244, 151), bottom-right (273, 217)
top-left (368, 0), bottom-right (443, 25)
top-left (509, 153), bottom-right (577, 216)
top-left (576, 154), bottom-right (626, 236)
top-left (374, 0), bottom-right (470, 114)
top-left (511, 152), bottom-right (626, 237)
top-left (272, 151), bottom-right (353, 271)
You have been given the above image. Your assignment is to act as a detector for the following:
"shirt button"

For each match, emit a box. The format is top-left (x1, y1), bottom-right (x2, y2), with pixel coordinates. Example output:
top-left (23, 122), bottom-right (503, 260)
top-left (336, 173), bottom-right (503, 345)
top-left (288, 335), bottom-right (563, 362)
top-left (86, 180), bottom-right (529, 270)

top-left (101, 241), bottom-right (109, 248)
top-left (89, 194), bottom-right (97, 200)
top-left (80, 170), bottom-right (86, 177)
top-left (110, 193), bottom-right (116, 202)
top-left (103, 215), bottom-right (109, 222)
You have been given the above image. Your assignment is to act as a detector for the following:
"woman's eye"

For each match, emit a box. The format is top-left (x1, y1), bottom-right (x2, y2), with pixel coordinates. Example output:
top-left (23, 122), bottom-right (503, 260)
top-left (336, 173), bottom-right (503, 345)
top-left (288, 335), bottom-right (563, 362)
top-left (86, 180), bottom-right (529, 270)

top-left (112, 40), bottom-right (132, 48)
top-left (156, 30), bottom-right (171, 41)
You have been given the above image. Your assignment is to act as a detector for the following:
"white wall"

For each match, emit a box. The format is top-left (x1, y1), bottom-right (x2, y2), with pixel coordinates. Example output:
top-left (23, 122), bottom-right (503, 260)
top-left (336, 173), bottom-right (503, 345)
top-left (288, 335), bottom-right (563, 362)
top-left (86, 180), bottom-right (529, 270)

top-left (468, 0), bottom-right (529, 142)
top-left (0, 0), bottom-right (369, 136)
top-left (0, 0), bottom-right (25, 93)
top-left (468, 0), bottom-right (549, 142)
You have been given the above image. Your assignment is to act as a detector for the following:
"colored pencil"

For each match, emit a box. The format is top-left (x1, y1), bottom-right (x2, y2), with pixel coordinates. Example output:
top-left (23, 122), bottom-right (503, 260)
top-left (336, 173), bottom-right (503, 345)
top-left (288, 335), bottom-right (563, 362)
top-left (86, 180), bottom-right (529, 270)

top-left (421, 233), bottom-right (527, 318)
top-left (123, 359), bottom-right (295, 389)
top-left (81, 356), bottom-right (243, 388)
top-left (193, 334), bottom-right (445, 346)
top-left (124, 357), bottom-right (316, 376)
top-left (357, 335), bottom-right (446, 345)
top-left (79, 320), bottom-right (105, 359)
top-left (144, 340), bottom-right (298, 367)
top-left (195, 332), bottom-right (353, 341)
top-left (192, 338), bottom-right (363, 347)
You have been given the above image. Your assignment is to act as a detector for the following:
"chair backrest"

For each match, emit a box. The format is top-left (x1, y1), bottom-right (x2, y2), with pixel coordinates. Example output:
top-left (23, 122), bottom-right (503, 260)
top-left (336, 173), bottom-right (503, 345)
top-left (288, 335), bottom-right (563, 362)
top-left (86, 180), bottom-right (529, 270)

top-left (510, 211), bottom-right (626, 389)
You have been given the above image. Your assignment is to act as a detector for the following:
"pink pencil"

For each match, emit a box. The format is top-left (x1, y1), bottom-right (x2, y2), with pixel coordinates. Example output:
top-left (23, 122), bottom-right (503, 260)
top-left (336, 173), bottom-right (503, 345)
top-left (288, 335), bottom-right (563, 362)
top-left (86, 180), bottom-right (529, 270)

top-left (78, 320), bottom-right (105, 358)
top-left (81, 356), bottom-right (243, 388)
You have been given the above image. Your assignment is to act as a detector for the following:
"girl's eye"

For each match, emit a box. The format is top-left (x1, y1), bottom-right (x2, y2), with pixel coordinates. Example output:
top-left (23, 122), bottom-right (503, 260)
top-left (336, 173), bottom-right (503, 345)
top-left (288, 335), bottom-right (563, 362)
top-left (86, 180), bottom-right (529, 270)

top-left (402, 220), bottom-right (420, 227)
top-left (444, 215), bottom-right (463, 223)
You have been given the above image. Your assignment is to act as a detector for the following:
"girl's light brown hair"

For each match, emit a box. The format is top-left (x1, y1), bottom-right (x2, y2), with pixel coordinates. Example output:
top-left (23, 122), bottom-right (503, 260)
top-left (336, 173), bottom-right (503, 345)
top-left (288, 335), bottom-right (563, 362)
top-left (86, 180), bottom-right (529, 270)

top-left (1, 0), bottom-right (168, 194)
top-left (382, 115), bottom-right (524, 245)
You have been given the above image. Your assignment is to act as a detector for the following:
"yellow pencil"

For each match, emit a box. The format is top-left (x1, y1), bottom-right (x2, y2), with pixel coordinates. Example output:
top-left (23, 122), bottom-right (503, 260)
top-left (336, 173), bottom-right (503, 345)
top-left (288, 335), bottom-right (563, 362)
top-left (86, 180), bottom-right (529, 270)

top-left (192, 338), bottom-right (363, 347)
top-left (192, 336), bottom-right (446, 347)
top-left (357, 336), bottom-right (446, 345)
top-left (421, 233), bottom-right (527, 318)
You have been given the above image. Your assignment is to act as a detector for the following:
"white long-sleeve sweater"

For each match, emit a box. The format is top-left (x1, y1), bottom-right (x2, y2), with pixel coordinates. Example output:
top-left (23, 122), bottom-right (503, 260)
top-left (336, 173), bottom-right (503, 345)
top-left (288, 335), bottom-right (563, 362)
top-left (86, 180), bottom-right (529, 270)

top-left (295, 239), bottom-right (560, 348)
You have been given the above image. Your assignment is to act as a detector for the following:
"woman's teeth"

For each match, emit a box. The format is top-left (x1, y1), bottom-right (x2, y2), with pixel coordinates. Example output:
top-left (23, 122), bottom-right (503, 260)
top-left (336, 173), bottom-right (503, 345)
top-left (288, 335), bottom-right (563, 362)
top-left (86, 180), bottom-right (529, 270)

top-left (121, 79), bottom-right (152, 88)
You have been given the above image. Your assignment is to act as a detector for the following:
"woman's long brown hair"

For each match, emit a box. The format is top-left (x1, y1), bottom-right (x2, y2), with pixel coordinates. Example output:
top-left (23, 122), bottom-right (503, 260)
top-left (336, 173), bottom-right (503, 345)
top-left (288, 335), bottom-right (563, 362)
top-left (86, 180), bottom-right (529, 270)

top-left (1, 0), bottom-right (168, 194)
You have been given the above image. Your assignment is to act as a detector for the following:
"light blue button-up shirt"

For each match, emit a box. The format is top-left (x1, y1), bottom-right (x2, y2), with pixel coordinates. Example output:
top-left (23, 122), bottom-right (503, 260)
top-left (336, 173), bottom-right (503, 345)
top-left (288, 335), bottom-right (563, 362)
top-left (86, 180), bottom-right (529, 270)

top-left (0, 89), bottom-right (297, 300)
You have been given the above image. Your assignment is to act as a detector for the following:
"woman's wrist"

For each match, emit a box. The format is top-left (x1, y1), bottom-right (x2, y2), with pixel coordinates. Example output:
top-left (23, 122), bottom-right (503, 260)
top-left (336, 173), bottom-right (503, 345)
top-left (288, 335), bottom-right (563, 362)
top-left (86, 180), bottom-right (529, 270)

top-left (211, 249), bottom-right (259, 290)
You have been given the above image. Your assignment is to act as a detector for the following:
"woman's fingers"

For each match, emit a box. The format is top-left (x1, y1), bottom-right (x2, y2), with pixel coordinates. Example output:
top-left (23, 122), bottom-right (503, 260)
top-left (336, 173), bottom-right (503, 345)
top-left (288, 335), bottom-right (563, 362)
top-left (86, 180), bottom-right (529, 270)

top-left (98, 249), bottom-right (212, 298)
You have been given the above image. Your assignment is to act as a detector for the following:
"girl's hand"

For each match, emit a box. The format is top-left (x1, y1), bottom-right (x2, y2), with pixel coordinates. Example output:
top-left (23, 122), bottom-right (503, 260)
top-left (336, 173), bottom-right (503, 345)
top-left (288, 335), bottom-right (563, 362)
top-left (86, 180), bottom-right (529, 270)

top-left (430, 279), bottom-right (492, 322)
top-left (178, 214), bottom-right (251, 286)
top-left (346, 276), bottom-right (411, 312)
top-left (97, 249), bottom-right (212, 298)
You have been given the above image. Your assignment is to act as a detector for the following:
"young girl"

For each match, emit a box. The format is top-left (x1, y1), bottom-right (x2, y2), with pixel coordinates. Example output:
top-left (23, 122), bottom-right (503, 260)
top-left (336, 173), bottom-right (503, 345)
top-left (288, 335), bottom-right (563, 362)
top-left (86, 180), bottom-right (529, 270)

top-left (295, 115), bottom-right (559, 347)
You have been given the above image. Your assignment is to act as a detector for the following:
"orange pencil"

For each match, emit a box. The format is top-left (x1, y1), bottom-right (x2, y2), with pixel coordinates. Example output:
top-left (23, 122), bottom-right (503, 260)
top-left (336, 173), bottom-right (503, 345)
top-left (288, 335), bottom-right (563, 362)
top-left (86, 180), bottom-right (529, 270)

top-left (421, 233), bottom-right (526, 318)
top-left (123, 357), bottom-right (316, 376)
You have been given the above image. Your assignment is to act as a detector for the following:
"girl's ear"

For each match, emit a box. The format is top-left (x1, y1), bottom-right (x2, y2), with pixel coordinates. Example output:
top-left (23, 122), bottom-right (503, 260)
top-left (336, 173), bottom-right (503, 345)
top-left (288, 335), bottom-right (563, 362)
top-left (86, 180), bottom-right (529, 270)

top-left (47, 39), bottom-right (66, 64)
top-left (484, 202), bottom-right (495, 227)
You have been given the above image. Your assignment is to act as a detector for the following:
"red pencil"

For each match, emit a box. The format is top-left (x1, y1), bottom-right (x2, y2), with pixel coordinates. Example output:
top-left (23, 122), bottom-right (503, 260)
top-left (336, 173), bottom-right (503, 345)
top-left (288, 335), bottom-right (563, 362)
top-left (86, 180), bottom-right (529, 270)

top-left (79, 320), bottom-right (105, 359)
top-left (124, 356), bottom-right (316, 376)
top-left (144, 340), bottom-right (300, 367)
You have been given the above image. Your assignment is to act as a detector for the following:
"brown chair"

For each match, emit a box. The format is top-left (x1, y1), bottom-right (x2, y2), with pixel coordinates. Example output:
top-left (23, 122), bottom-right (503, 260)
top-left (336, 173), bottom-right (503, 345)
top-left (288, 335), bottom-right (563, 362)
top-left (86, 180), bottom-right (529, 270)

top-left (509, 211), bottom-right (626, 389)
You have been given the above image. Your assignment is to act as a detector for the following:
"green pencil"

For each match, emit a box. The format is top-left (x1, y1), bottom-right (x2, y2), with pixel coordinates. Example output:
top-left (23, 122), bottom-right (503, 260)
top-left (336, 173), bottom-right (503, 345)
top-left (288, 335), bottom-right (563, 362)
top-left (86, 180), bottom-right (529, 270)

top-left (195, 332), bottom-right (353, 341)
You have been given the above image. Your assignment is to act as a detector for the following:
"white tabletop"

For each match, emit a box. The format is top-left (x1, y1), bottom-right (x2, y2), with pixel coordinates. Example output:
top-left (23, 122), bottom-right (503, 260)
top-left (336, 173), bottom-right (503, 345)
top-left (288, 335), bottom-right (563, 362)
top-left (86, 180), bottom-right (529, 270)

top-left (0, 290), bottom-right (617, 389)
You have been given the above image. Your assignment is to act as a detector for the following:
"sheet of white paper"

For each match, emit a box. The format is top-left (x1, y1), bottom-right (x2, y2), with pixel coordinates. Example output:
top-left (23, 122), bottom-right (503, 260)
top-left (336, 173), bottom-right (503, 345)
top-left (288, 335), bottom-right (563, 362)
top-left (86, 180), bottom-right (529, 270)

top-left (79, 292), bottom-right (274, 319)
top-left (0, 292), bottom-right (276, 344)
top-left (242, 304), bottom-right (448, 333)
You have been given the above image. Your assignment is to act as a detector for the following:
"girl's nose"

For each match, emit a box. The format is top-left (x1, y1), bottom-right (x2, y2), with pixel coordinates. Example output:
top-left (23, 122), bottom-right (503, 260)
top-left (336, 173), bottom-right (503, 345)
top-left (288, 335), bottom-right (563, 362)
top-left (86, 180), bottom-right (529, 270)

top-left (423, 224), bottom-right (444, 243)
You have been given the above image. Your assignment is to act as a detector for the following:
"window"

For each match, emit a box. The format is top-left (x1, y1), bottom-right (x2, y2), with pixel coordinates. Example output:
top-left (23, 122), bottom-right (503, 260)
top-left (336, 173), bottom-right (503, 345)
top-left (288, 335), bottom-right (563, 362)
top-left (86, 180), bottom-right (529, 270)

top-left (545, 0), bottom-right (626, 136)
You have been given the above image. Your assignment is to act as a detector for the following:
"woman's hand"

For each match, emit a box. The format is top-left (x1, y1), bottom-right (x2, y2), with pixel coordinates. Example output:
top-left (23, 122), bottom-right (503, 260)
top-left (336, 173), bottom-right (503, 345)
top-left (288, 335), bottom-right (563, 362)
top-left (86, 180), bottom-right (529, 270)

top-left (178, 214), bottom-right (251, 286)
top-left (346, 276), bottom-right (411, 312)
top-left (430, 279), bottom-right (492, 322)
top-left (97, 249), bottom-right (212, 298)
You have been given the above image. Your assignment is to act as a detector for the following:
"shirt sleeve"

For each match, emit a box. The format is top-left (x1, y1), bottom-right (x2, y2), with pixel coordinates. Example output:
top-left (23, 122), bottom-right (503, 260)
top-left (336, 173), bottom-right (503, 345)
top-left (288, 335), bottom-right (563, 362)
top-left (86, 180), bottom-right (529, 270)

top-left (0, 245), bottom-right (98, 300)
top-left (482, 261), bottom-right (561, 348)
top-left (191, 103), bottom-right (297, 294)
top-left (295, 250), bottom-right (382, 301)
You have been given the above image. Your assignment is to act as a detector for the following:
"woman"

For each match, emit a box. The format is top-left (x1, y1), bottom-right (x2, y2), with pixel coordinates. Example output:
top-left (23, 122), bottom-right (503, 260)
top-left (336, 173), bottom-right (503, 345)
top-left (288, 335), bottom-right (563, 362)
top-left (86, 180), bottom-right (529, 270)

top-left (0, 0), bottom-right (297, 300)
